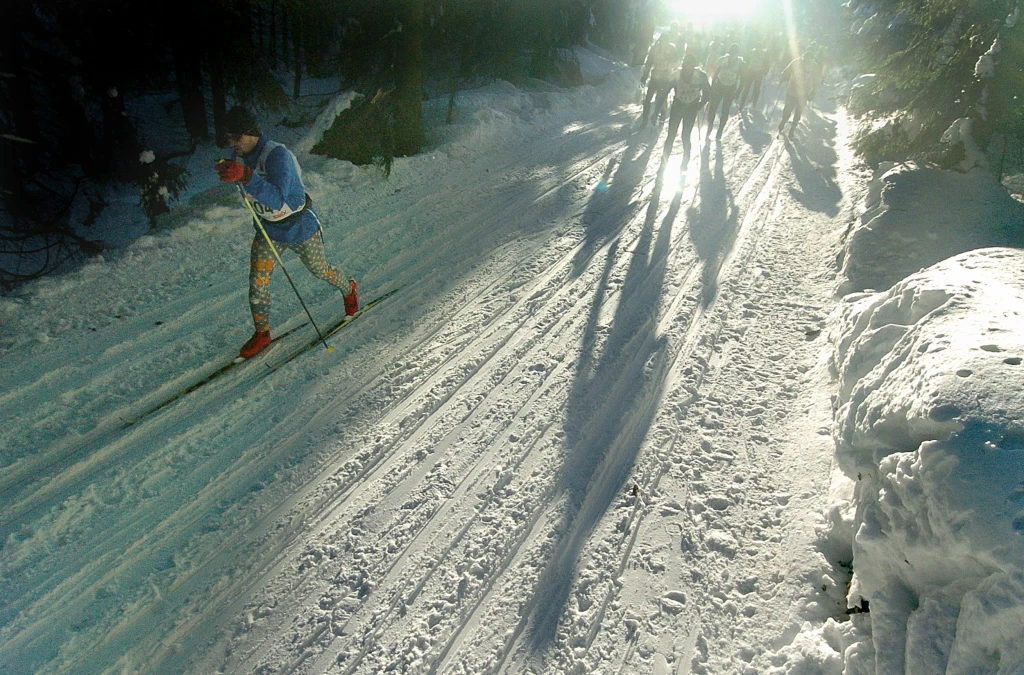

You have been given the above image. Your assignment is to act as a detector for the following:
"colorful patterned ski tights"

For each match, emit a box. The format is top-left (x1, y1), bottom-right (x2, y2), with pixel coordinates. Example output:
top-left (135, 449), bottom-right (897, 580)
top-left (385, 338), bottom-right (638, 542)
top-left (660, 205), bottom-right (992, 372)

top-left (248, 233), bottom-right (348, 332)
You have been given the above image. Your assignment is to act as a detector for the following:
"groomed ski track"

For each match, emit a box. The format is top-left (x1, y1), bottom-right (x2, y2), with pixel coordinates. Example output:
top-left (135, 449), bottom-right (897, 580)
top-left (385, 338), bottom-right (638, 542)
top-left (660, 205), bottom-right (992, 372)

top-left (0, 79), bottom-right (857, 675)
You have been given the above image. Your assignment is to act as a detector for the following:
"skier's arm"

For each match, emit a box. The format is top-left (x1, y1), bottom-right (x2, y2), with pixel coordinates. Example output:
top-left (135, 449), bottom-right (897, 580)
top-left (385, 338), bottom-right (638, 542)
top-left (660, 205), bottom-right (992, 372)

top-left (243, 147), bottom-right (307, 222)
top-left (641, 44), bottom-right (654, 83)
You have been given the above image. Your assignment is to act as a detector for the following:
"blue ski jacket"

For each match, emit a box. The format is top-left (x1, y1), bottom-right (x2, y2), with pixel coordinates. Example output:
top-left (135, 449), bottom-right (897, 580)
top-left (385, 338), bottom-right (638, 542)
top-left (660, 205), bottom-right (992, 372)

top-left (236, 134), bottom-right (321, 243)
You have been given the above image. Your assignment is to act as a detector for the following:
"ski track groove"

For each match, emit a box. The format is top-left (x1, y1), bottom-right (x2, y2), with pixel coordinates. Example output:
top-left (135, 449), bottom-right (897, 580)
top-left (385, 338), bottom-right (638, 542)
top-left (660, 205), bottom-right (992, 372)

top-left (561, 138), bottom-right (787, 672)
top-left (0, 290), bottom-right (252, 501)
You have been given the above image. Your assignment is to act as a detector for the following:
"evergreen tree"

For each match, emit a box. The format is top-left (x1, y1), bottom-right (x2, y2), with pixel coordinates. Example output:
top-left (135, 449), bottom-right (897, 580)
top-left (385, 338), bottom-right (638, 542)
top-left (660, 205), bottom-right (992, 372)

top-left (845, 0), bottom-right (1023, 181)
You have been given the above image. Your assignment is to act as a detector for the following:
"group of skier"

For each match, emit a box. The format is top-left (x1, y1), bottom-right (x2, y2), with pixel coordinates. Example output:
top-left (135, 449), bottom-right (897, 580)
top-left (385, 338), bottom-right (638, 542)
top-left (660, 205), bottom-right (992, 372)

top-left (638, 21), bottom-right (826, 166)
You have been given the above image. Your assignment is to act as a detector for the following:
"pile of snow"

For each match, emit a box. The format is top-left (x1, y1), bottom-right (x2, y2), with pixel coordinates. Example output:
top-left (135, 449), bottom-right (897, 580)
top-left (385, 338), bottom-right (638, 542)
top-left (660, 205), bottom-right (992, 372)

top-left (826, 248), bottom-right (1024, 673)
top-left (293, 91), bottom-right (359, 155)
top-left (575, 42), bottom-right (630, 85)
top-left (838, 162), bottom-right (1024, 295)
top-left (1004, 173), bottom-right (1024, 204)
top-left (765, 618), bottom-right (865, 674)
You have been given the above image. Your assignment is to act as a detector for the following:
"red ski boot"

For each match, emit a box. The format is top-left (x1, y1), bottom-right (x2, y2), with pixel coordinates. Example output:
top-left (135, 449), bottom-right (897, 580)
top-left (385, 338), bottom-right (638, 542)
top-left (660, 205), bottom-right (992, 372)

top-left (240, 330), bottom-right (272, 358)
top-left (344, 279), bottom-right (359, 316)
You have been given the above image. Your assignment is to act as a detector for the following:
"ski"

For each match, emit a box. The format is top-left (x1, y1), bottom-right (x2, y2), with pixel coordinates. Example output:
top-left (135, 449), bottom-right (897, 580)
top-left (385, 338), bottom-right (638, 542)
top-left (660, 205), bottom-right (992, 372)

top-left (267, 286), bottom-right (403, 371)
top-left (121, 320), bottom-right (309, 427)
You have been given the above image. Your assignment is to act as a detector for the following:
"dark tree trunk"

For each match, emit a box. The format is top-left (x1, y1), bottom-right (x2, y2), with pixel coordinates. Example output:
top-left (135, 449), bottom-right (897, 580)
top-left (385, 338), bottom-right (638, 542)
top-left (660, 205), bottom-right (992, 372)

top-left (172, 41), bottom-right (209, 142)
top-left (292, 7), bottom-right (303, 98)
top-left (269, 0), bottom-right (278, 65)
top-left (281, 8), bottom-right (290, 70)
top-left (0, 1), bottom-right (40, 178)
top-left (237, 0), bottom-right (254, 41)
top-left (97, 73), bottom-right (138, 173)
top-left (394, 0), bottom-right (424, 156)
top-left (208, 52), bottom-right (228, 145)
top-left (256, 1), bottom-right (264, 52)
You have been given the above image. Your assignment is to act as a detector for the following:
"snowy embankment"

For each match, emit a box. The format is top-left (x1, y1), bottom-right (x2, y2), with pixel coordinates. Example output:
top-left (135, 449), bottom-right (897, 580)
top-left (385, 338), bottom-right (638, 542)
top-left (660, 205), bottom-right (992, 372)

top-left (821, 163), bottom-right (1024, 673)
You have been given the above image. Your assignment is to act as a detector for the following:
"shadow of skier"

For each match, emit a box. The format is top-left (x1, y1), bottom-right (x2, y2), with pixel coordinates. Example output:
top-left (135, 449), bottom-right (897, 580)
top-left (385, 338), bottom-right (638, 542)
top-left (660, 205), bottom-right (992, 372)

top-left (686, 141), bottom-right (739, 306)
top-left (525, 164), bottom-right (677, 651)
top-left (782, 107), bottom-right (843, 216)
top-left (571, 131), bottom-right (656, 278)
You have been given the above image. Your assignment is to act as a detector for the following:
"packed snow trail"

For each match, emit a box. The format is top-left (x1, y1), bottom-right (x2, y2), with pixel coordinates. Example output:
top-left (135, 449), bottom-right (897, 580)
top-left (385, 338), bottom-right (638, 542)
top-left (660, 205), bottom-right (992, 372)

top-left (0, 72), bottom-right (859, 674)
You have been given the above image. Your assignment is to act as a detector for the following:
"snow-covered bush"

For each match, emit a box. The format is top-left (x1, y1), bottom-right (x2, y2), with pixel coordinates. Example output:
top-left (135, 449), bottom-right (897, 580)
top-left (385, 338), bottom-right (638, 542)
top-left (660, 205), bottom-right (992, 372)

top-left (132, 151), bottom-right (189, 227)
top-left (828, 248), bottom-right (1024, 673)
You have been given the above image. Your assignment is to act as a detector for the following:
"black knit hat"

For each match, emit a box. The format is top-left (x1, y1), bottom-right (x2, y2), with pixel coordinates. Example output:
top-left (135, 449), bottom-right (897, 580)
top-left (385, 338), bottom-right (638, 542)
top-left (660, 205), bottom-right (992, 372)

top-left (224, 106), bottom-right (261, 137)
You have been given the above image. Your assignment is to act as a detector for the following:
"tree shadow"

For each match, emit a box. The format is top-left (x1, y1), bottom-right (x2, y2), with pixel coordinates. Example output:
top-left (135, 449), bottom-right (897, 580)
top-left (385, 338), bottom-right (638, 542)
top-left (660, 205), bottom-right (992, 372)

top-left (782, 108), bottom-right (843, 216)
top-left (526, 165), bottom-right (679, 650)
top-left (686, 142), bottom-right (738, 306)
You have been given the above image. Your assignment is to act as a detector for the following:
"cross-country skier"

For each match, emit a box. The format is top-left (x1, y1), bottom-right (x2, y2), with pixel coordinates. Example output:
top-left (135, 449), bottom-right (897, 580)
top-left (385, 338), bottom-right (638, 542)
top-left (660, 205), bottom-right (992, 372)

top-left (640, 29), bottom-right (680, 127)
top-left (661, 53), bottom-right (711, 167)
top-left (215, 106), bottom-right (359, 358)
top-left (777, 49), bottom-right (819, 138)
top-left (737, 42), bottom-right (771, 110)
top-left (704, 43), bottom-right (744, 140)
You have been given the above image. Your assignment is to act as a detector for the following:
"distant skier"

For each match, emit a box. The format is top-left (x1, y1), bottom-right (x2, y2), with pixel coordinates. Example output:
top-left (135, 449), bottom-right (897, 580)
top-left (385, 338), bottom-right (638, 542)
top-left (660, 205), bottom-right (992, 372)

top-left (777, 49), bottom-right (819, 138)
top-left (737, 42), bottom-right (771, 110)
top-left (640, 29), bottom-right (680, 127)
top-left (704, 43), bottom-right (744, 140)
top-left (215, 106), bottom-right (358, 358)
top-left (661, 53), bottom-right (711, 166)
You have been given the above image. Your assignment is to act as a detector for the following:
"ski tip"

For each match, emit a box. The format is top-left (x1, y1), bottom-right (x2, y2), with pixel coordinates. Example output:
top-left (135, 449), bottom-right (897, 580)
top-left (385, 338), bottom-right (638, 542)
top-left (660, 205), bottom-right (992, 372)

top-left (326, 345), bottom-right (336, 353)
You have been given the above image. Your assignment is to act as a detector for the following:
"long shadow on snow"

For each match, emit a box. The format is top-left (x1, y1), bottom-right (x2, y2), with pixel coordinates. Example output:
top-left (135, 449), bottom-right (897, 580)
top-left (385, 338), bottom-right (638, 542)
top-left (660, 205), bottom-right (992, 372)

top-left (782, 107), bottom-right (842, 216)
top-left (526, 166), bottom-right (681, 651)
top-left (686, 142), bottom-right (739, 306)
top-left (571, 129), bottom-right (656, 278)
top-left (737, 109), bottom-right (774, 157)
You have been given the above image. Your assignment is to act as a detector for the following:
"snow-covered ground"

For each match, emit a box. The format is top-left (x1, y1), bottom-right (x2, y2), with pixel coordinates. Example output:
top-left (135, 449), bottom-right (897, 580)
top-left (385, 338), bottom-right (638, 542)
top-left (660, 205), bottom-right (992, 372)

top-left (1, 47), bottom-right (1021, 675)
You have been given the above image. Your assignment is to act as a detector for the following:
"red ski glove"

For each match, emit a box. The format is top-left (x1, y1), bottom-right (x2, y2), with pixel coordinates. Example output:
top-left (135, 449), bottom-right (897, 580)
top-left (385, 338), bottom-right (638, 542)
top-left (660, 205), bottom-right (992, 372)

top-left (216, 159), bottom-right (251, 183)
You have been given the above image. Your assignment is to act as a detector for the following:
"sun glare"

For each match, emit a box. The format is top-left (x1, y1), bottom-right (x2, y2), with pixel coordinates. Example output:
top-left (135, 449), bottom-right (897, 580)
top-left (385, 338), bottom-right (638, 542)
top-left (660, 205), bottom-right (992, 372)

top-left (667, 0), bottom-right (763, 27)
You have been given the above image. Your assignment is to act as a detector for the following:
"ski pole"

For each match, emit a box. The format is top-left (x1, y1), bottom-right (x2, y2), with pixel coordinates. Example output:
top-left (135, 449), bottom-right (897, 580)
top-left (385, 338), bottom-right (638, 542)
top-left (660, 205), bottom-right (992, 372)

top-left (767, 89), bottom-right (781, 131)
top-left (231, 178), bottom-right (333, 354)
top-left (695, 106), bottom-right (705, 152)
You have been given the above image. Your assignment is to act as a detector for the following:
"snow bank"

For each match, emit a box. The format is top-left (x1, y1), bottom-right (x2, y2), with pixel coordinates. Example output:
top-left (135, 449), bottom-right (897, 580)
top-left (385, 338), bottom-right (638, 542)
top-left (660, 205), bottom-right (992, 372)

top-left (422, 48), bottom-right (637, 159)
top-left (828, 248), bottom-right (1024, 673)
top-left (575, 43), bottom-right (627, 84)
top-left (838, 162), bottom-right (1024, 295)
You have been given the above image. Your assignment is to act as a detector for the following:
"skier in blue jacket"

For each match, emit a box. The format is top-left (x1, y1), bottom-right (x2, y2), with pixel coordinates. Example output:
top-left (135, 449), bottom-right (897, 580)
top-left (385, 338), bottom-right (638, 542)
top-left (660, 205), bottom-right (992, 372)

top-left (215, 106), bottom-right (358, 358)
